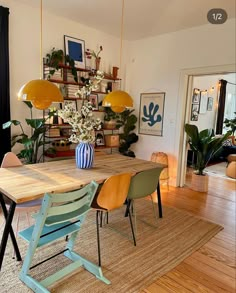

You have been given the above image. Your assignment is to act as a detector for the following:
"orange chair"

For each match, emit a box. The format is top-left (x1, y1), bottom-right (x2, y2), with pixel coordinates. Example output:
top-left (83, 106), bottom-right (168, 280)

top-left (91, 173), bottom-right (136, 266)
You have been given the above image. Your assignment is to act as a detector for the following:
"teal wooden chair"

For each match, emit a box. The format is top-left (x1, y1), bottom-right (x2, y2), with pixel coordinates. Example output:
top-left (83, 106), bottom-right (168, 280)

top-left (18, 181), bottom-right (110, 292)
top-left (126, 167), bottom-right (164, 235)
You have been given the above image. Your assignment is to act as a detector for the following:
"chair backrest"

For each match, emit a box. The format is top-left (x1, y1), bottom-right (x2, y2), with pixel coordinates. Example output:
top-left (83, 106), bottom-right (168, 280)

top-left (41, 181), bottom-right (99, 226)
top-left (127, 167), bottom-right (163, 200)
top-left (97, 173), bottom-right (132, 211)
top-left (150, 152), bottom-right (169, 180)
top-left (1, 152), bottom-right (22, 168)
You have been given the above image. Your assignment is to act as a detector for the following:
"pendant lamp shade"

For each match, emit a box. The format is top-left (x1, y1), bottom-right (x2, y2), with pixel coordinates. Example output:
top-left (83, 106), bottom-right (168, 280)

top-left (102, 90), bottom-right (133, 113)
top-left (18, 79), bottom-right (63, 110)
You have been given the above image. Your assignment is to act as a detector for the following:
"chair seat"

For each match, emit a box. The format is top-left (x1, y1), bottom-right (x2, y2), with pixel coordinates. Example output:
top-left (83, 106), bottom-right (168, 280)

top-left (19, 220), bottom-right (81, 247)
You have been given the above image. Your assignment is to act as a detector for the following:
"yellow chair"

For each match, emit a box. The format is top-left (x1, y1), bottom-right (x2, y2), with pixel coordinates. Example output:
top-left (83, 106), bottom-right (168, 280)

top-left (91, 173), bottom-right (136, 266)
top-left (151, 152), bottom-right (169, 190)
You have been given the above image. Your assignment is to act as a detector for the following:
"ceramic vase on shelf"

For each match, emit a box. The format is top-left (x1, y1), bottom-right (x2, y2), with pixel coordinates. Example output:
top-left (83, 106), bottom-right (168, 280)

top-left (75, 142), bottom-right (94, 169)
top-left (95, 57), bottom-right (101, 71)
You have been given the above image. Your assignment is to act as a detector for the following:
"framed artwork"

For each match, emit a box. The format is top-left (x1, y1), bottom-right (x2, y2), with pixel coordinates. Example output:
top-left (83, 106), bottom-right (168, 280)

top-left (207, 97), bottom-right (213, 111)
top-left (89, 94), bottom-right (99, 110)
top-left (95, 130), bottom-right (105, 146)
top-left (64, 35), bottom-right (86, 69)
top-left (199, 91), bottom-right (208, 114)
top-left (192, 88), bottom-right (200, 104)
top-left (63, 99), bottom-right (77, 111)
top-left (139, 92), bottom-right (165, 136)
top-left (191, 104), bottom-right (199, 121)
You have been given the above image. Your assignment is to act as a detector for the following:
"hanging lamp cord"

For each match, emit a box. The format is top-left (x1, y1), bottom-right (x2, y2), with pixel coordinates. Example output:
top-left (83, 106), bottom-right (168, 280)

top-left (119, 0), bottom-right (125, 70)
top-left (40, 0), bottom-right (43, 79)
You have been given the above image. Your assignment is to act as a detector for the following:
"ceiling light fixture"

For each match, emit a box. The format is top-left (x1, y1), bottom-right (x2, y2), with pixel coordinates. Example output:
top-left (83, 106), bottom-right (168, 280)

top-left (17, 0), bottom-right (63, 110)
top-left (102, 0), bottom-right (133, 113)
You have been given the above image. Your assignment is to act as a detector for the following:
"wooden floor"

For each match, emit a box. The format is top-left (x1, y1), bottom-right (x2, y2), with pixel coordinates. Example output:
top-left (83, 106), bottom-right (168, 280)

top-left (141, 175), bottom-right (236, 293)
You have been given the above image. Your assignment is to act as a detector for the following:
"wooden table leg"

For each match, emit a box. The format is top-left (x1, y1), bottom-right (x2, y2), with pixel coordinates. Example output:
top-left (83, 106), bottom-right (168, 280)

top-left (0, 194), bottom-right (22, 271)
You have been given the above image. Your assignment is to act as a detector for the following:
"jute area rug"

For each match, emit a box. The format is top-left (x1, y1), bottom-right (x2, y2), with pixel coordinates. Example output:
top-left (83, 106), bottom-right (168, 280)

top-left (0, 199), bottom-right (222, 293)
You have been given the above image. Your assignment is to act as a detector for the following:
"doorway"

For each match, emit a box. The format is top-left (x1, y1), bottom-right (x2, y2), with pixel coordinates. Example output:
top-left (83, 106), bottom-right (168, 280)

top-left (177, 64), bottom-right (236, 187)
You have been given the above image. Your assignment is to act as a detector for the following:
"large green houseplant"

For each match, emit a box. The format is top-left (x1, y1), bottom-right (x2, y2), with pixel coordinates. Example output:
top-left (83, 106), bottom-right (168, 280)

top-left (185, 124), bottom-right (231, 175)
top-left (185, 123), bottom-right (231, 192)
top-left (2, 102), bottom-right (56, 164)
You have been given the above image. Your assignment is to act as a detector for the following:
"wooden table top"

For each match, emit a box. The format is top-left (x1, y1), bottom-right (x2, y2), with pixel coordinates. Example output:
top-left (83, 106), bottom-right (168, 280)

top-left (0, 154), bottom-right (165, 204)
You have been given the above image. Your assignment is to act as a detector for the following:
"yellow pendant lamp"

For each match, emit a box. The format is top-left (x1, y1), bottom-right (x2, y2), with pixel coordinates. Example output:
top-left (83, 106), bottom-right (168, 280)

top-left (17, 0), bottom-right (63, 110)
top-left (102, 0), bottom-right (133, 113)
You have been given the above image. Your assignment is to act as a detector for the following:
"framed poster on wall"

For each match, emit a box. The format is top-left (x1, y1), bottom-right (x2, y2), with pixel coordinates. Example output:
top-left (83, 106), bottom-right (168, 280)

top-left (64, 35), bottom-right (86, 69)
top-left (139, 92), bottom-right (165, 136)
top-left (199, 91), bottom-right (208, 114)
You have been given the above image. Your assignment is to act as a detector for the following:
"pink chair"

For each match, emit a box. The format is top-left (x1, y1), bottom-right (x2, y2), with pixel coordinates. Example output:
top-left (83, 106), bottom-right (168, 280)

top-left (1, 152), bottom-right (42, 234)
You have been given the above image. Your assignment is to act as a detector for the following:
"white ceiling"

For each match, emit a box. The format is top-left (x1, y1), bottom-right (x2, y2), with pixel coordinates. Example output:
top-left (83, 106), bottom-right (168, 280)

top-left (18, 0), bottom-right (236, 40)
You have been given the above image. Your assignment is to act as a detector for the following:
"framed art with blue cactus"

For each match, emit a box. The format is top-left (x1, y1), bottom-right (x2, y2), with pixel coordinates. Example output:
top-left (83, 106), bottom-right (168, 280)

top-left (139, 92), bottom-right (165, 136)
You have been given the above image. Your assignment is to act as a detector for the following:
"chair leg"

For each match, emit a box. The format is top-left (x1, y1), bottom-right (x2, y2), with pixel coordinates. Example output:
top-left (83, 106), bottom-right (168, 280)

top-left (96, 211), bottom-right (102, 266)
top-left (150, 194), bottom-right (158, 221)
top-left (126, 200), bottom-right (136, 246)
top-left (157, 181), bottom-right (163, 218)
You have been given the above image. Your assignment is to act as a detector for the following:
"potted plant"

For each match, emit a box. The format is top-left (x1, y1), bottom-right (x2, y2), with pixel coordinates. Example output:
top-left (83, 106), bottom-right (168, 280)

top-left (45, 47), bottom-right (78, 82)
top-left (117, 109), bottom-right (139, 157)
top-left (2, 102), bottom-right (56, 164)
top-left (184, 123), bottom-right (231, 192)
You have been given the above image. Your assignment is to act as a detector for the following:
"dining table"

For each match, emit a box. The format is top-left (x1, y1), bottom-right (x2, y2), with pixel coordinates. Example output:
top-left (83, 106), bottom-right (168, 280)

top-left (0, 153), bottom-right (165, 271)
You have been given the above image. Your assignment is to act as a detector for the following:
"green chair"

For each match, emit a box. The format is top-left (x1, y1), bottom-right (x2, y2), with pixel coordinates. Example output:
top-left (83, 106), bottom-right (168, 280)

top-left (18, 181), bottom-right (110, 293)
top-left (126, 167), bottom-right (164, 235)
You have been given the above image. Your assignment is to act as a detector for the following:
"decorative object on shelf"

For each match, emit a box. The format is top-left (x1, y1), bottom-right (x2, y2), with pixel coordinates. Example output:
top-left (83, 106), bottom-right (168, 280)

top-left (17, 0), bottom-right (63, 110)
top-left (63, 99), bottom-right (77, 111)
top-left (91, 45), bottom-right (103, 71)
top-left (139, 92), bottom-right (165, 136)
top-left (85, 48), bottom-right (92, 70)
top-left (58, 101), bottom-right (102, 168)
top-left (112, 66), bottom-right (119, 79)
top-left (2, 101), bottom-right (56, 163)
top-left (89, 94), bottom-right (99, 110)
top-left (95, 130), bottom-right (105, 146)
top-left (52, 139), bottom-right (71, 152)
top-left (105, 134), bottom-right (119, 147)
top-left (64, 35), bottom-right (86, 69)
top-left (184, 123), bottom-right (231, 192)
top-left (102, 0), bottom-right (133, 113)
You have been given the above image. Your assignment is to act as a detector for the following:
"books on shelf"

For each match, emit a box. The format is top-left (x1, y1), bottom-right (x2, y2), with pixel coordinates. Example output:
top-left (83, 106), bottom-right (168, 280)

top-left (45, 127), bottom-right (60, 137)
top-left (44, 66), bottom-right (62, 80)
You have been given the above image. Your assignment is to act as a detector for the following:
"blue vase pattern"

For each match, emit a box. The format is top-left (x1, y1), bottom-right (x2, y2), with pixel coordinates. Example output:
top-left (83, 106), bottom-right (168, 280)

top-left (75, 143), bottom-right (94, 169)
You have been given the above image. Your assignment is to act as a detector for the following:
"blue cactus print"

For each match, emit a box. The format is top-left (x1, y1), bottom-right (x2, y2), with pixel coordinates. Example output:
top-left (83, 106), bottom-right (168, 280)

top-left (142, 102), bottom-right (162, 127)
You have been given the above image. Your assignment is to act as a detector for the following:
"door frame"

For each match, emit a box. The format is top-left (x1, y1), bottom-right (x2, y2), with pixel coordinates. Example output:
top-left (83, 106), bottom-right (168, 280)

top-left (177, 64), bottom-right (236, 187)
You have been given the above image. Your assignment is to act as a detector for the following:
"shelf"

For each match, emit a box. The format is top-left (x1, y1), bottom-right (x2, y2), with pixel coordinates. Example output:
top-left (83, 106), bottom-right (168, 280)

top-left (48, 78), bottom-right (84, 86)
top-left (45, 63), bottom-right (90, 72)
top-left (45, 149), bottom-right (75, 158)
top-left (95, 146), bottom-right (118, 150)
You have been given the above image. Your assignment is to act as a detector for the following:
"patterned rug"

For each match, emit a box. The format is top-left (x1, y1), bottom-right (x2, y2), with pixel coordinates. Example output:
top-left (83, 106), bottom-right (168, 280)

top-left (0, 199), bottom-right (223, 293)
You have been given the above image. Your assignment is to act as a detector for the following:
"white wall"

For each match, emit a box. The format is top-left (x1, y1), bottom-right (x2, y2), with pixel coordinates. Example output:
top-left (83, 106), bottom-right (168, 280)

top-left (127, 19), bottom-right (236, 185)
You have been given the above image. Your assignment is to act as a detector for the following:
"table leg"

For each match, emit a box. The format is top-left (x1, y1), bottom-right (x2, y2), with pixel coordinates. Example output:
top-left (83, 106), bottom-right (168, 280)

top-left (157, 181), bottom-right (163, 218)
top-left (0, 194), bottom-right (22, 271)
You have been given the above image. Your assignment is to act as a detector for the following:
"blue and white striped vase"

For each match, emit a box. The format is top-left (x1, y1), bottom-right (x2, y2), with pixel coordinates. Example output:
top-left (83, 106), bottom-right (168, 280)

top-left (75, 142), bottom-right (94, 169)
